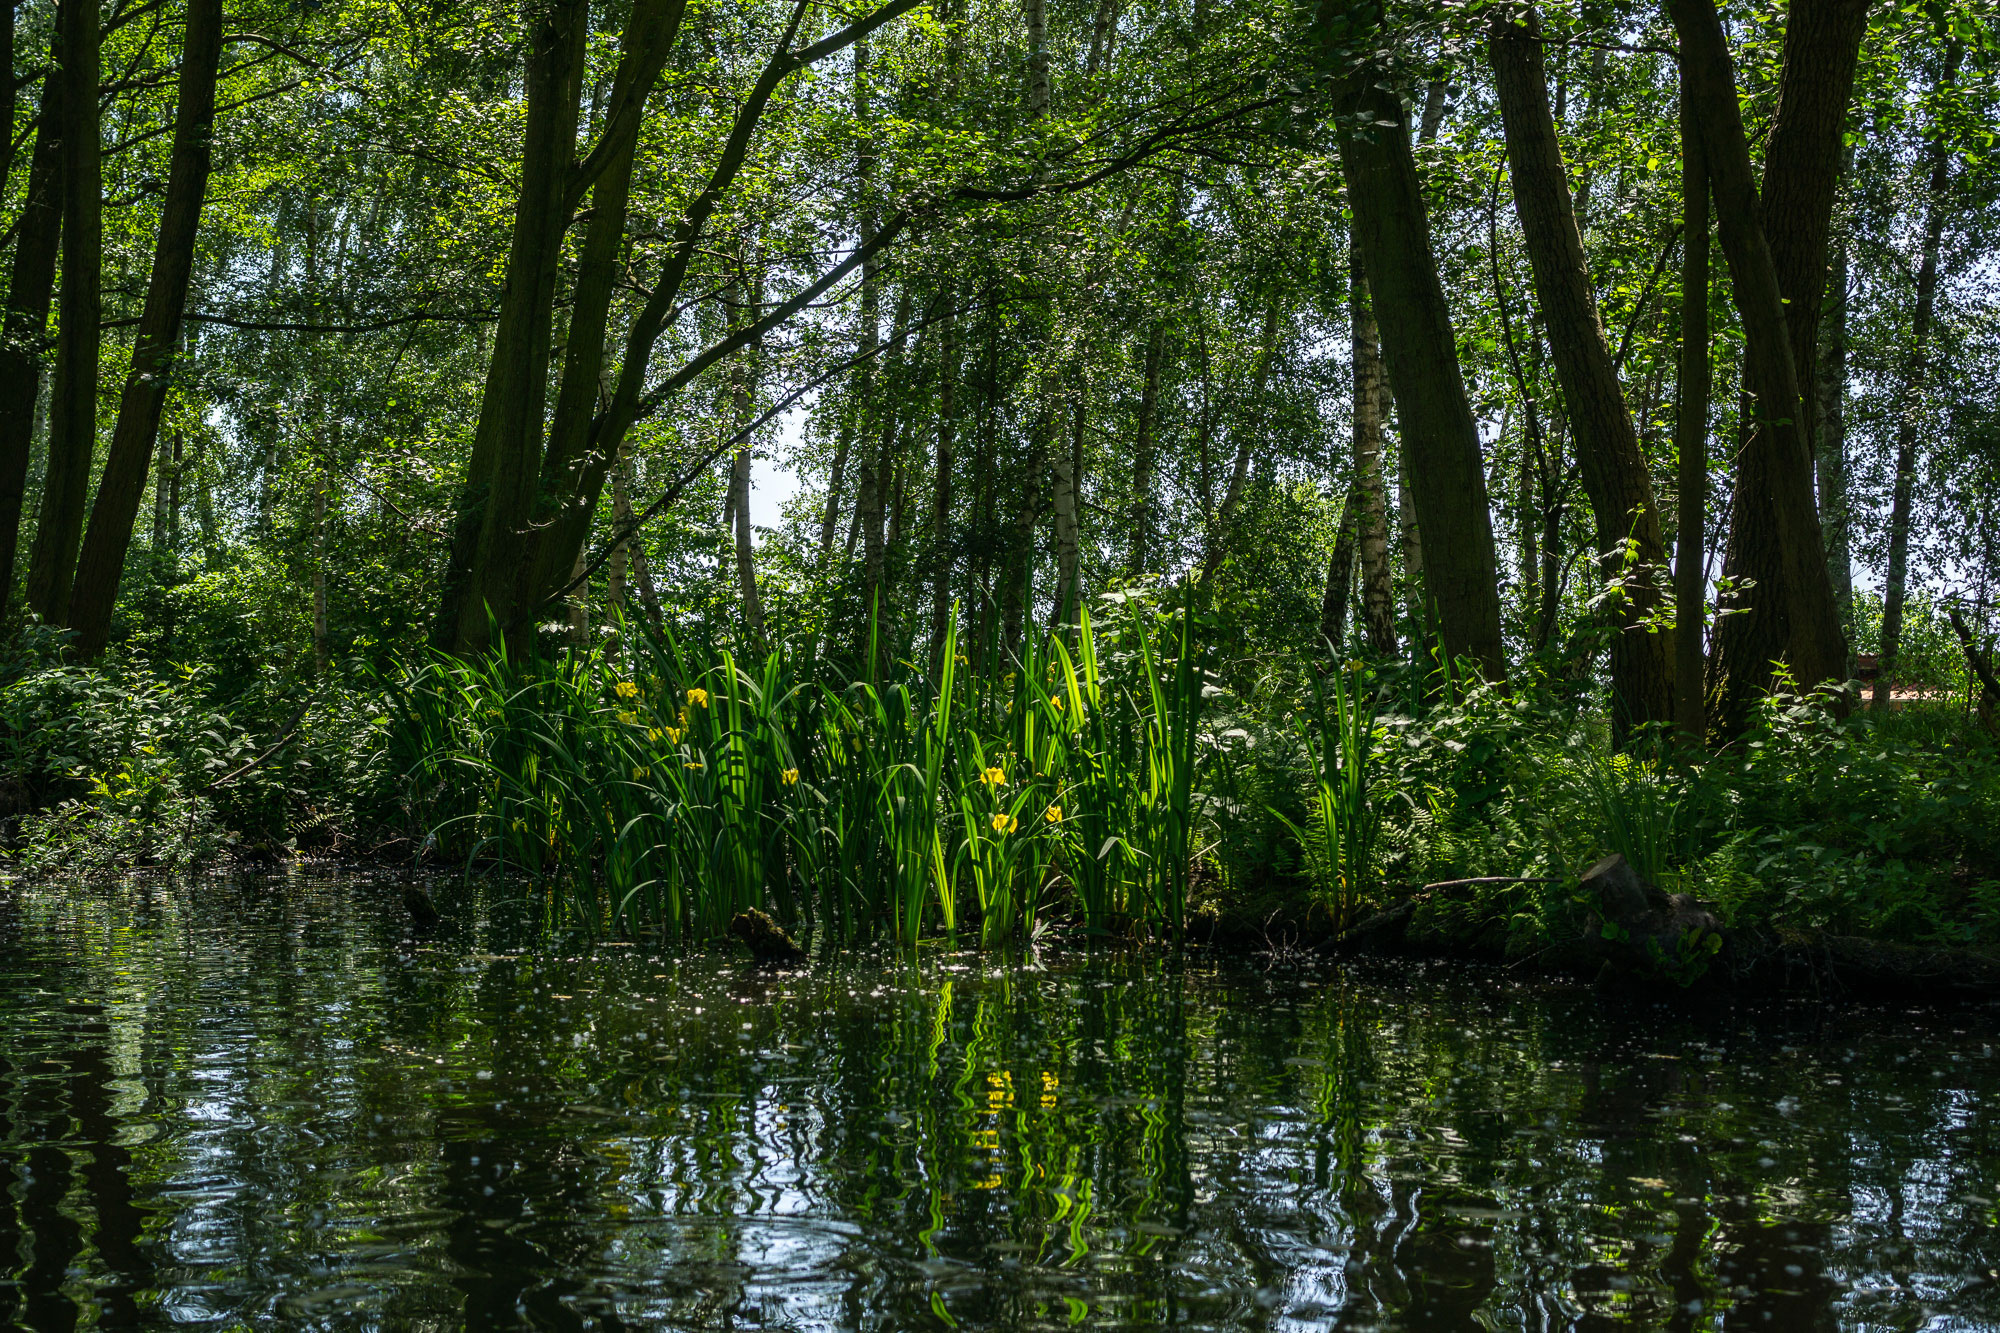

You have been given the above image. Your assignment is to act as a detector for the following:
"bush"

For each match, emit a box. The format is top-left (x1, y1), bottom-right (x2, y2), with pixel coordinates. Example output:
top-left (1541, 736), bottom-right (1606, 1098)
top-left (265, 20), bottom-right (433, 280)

top-left (0, 638), bottom-right (392, 876)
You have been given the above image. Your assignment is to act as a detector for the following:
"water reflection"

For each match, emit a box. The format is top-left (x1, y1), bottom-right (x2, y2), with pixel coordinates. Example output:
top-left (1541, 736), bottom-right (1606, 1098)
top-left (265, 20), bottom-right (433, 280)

top-left (0, 876), bottom-right (1996, 1329)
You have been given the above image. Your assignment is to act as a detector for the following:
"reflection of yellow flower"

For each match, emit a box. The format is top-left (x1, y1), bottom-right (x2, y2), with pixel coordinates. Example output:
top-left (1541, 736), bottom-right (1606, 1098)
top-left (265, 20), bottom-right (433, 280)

top-left (615, 680), bottom-right (639, 698)
top-left (980, 766), bottom-right (1007, 787)
top-left (1045, 804), bottom-right (1062, 823)
top-left (991, 812), bottom-right (1018, 834)
top-left (617, 710), bottom-right (638, 725)
top-left (686, 687), bottom-right (709, 708)
top-left (780, 767), bottom-right (800, 785)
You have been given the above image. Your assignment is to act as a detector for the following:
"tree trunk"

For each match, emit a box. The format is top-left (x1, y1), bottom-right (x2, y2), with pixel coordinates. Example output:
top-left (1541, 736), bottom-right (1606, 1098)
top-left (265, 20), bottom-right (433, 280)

top-left (566, 545), bottom-right (588, 647)
top-left (24, 0), bottom-right (99, 624)
top-left (819, 419), bottom-right (856, 561)
top-left (1023, 0), bottom-right (1050, 116)
top-left (67, 0), bottom-right (223, 657)
top-left (607, 452), bottom-right (631, 616)
top-left (312, 438), bottom-right (333, 674)
top-left (1517, 430), bottom-right (1538, 614)
top-left (858, 286), bottom-right (910, 645)
top-left (151, 430), bottom-right (173, 562)
top-left (0, 0), bottom-right (14, 199)
top-left (1331, 62), bottom-right (1506, 680)
top-left (1764, 0), bottom-right (1872, 429)
top-left (1674, 81), bottom-right (1711, 742)
top-left (510, 3), bottom-right (926, 644)
top-left (1052, 383), bottom-right (1082, 629)
top-left (1873, 42), bottom-right (1960, 709)
top-left (730, 345), bottom-right (766, 650)
top-left (431, 0), bottom-right (588, 652)
top-left (1128, 321), bottom-right (1163, 577)
top-left (1001, 420), bottom-right (1045, 659)
top-left (1349, 244), bottom-right (1398, 657)
top-left (1815, 234), bottom-right (1853, 632)
top-left (1083, 0), bottom-right (1120, 75)
top-left (1491, 5), bottom-right (1672, 732)
top-left (615, 445), bottom-right (664, 625)
top-left (1668, 0), bottom-right (1850, 722)
top-left (928, 295), bottom-right (958, 674)
top-left (0, 53), bottom-right (62, 625)
top-left (968, 296), bottom-right (1001, 661)
top-left (521, 23), bottom-right (668, 618)
top-left (192, 437), bottom-right (215, 567)
top-left (1320, 485), bottom-right (1360, 650)
top-left (441, 0), bottom-right (688, 650)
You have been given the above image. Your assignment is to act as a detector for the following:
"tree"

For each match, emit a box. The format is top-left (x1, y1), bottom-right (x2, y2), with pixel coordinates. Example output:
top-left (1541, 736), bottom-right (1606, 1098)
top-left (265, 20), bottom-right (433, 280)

top-left (1329, 56), bottom-right (1505, 680)
top-left (1491, 3), bottom-right (1672, 730)
top-left (67, 0), bottom-right (225, 658)
top-left (1668, 0), bottom-right (1853, 728)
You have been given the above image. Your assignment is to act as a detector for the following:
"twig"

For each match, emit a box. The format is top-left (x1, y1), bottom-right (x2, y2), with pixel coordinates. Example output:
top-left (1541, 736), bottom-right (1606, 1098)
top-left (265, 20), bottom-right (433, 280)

top-left (207, 690), bottom-right (319, 790)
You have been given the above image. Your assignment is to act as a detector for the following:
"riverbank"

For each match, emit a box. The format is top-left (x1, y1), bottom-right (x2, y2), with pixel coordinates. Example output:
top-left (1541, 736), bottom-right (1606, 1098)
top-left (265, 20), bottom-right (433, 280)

top-left (5, 640), bottom-right (1997, 969)
top-left (1191, 858), bottom-right (2000, 1004)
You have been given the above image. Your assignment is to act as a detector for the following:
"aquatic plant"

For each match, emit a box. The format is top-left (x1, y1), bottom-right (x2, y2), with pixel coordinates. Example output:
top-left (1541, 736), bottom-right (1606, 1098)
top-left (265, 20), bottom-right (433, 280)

top-left (391, 595), bottom-right (1211, 945)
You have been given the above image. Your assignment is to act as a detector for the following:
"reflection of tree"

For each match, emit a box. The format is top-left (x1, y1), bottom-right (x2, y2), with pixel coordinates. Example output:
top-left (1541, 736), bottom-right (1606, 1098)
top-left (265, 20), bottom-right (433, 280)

top-left (5, 880), bottom-right (2000, 1329)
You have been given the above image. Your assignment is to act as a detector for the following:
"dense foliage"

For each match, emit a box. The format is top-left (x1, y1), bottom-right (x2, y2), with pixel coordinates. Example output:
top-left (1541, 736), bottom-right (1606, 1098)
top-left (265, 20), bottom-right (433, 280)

top-left (2, 0), bottom-right (1997, 955)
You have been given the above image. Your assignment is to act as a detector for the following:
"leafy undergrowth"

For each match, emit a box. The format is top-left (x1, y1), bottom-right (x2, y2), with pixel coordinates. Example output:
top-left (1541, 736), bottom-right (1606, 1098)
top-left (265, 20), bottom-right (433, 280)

top-left (0, 631), bottom-right (389, 876)
top-left (1201, 672), bottom-right (2000, 957)
top-left (5, 614), bottom-right (1997, 961)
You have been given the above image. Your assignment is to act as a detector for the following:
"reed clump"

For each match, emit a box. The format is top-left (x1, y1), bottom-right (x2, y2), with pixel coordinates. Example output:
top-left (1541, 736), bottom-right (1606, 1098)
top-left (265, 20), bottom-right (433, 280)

top-left (388, 600), bottom-right (1203, 946)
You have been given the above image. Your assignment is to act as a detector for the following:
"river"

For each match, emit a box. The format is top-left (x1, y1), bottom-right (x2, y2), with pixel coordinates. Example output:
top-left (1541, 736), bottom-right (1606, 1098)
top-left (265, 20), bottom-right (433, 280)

top-left (1, 873), bottom-right (1995, 1329)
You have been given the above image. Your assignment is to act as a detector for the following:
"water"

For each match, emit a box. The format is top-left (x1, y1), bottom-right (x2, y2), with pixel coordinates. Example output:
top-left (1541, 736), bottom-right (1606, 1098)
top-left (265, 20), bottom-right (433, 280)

top-left (1, 875), bottom-right (1996, 1331)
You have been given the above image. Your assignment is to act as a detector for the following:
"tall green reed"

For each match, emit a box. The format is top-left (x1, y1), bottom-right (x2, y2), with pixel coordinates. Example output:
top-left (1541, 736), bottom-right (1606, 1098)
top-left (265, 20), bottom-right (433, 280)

top-left (390, 597), bottom-right (1212, 947)
top-left (1279, 660), bottom-right (1379, 931)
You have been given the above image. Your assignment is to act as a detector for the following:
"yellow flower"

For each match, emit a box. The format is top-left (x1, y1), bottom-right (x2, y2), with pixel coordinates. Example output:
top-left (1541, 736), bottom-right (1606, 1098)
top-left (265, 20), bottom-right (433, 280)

top-left (648, 727), bottom-right (663, 742)
top-left (614, 680), bottom-right (639, 698)
top-left (980, 766), bottom-right (1007, 788)
top-left (781, 767), bottom-right (800, 785)
top-left (685, 761), bottom-right (705, 771)
top-left (1346, 658), bottom-right (1365, 675)
top-left (991, 811), bottom-right (1018, 834)
top-left (1045, 804), bottom-right (1062, 823)
top-left (686, 687), bottom-right (709, 708)
top-left (617, 710), bottom-right (638, 725)
top-left (632, 765), bottom-right (650, 779)
top-left (678, 709), bottom-right (688, 726)
top-left (1051, 694), bottom-right (1065, 712)
top-left (665, 726), bottom-right (684, 744)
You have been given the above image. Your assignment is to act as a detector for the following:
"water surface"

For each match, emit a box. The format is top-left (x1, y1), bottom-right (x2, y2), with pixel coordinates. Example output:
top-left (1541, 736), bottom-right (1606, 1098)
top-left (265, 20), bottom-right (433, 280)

top-left (1, 874), bottom-right (1996, 1330)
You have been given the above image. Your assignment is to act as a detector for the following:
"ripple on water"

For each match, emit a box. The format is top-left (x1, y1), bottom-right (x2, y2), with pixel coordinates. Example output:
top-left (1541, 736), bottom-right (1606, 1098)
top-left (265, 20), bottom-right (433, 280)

top-left (0, 874), bottom-right (1996, 1329)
